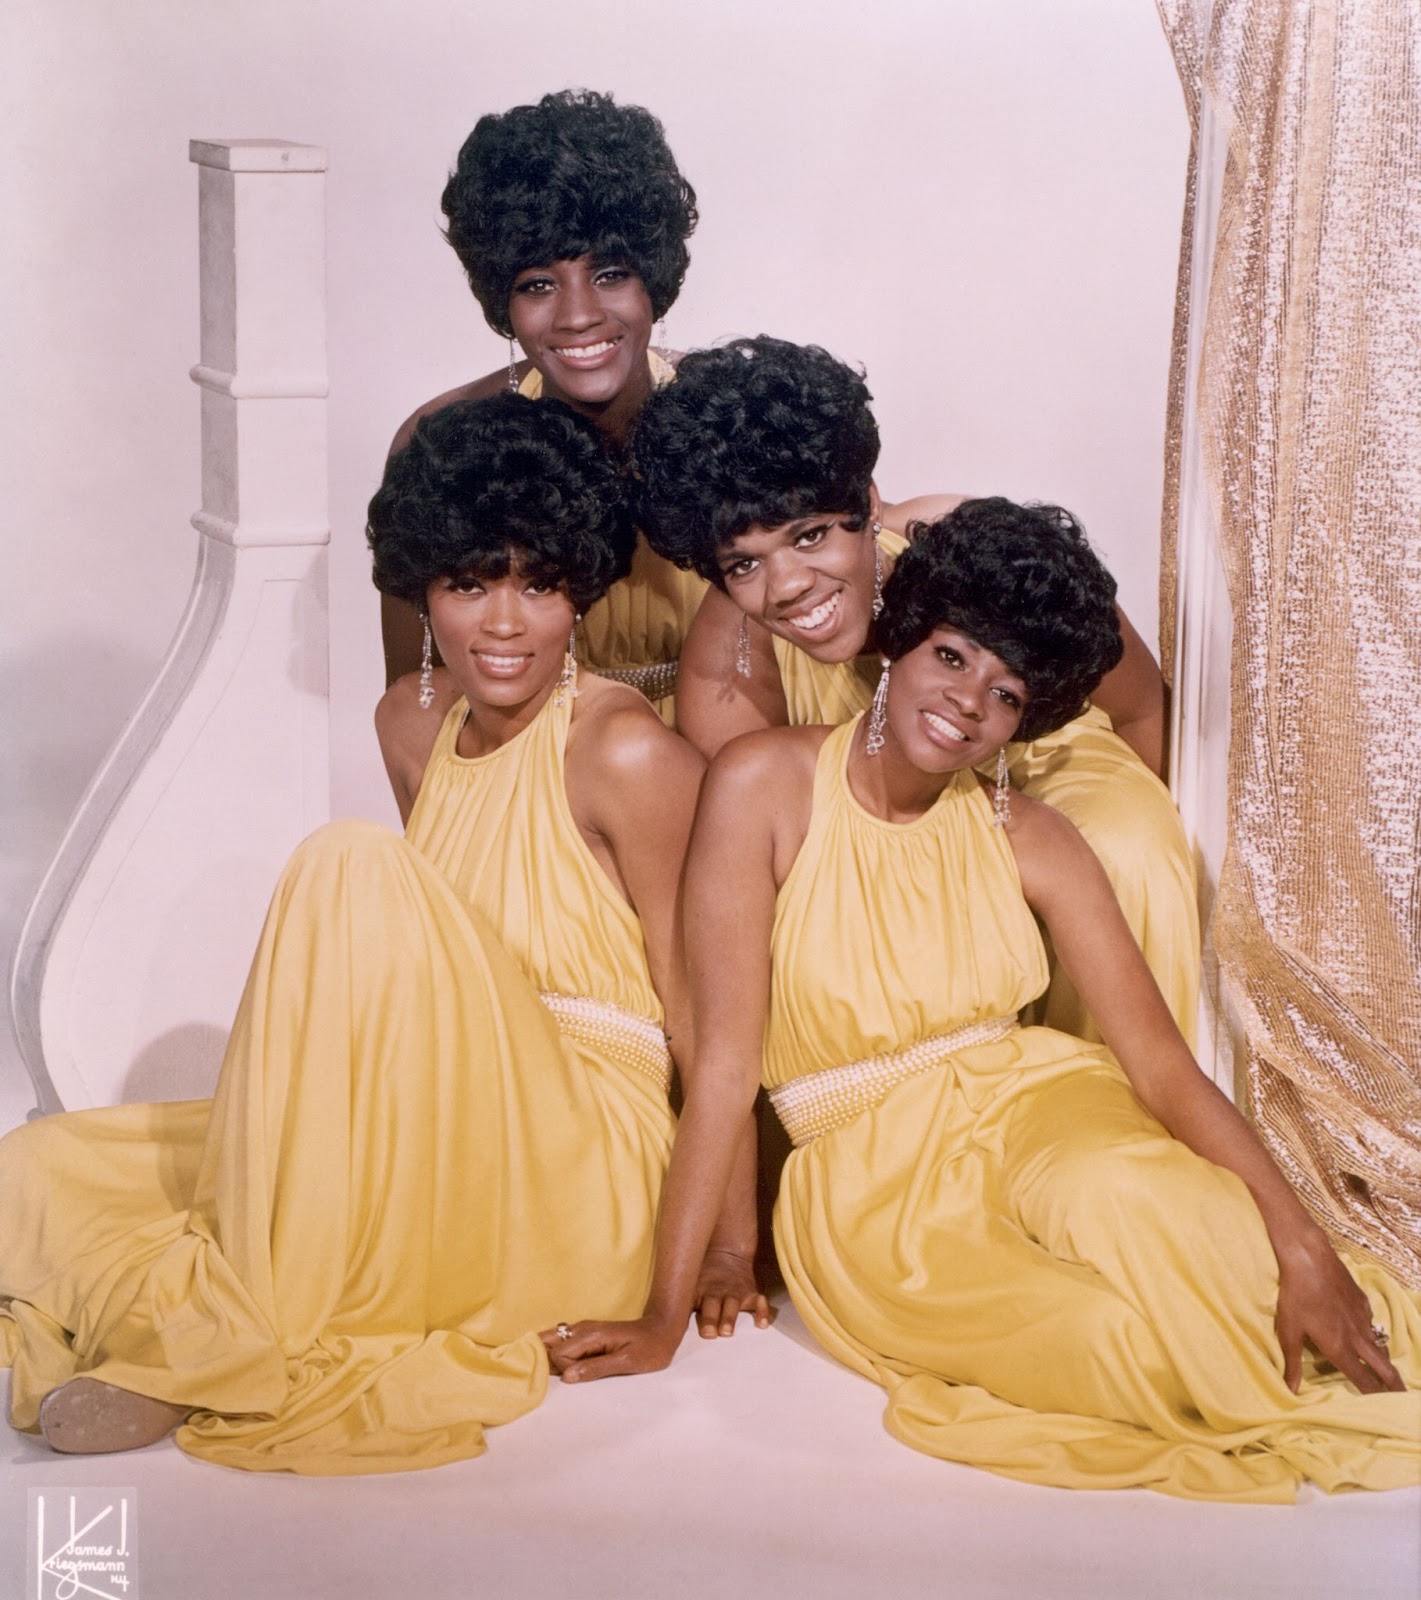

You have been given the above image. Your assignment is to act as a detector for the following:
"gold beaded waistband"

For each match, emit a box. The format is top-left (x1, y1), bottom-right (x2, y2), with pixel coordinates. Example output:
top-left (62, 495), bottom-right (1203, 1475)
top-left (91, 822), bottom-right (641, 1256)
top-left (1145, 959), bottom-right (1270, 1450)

top-left (585, 659), bottom-right (679, 703)
top-left (538, 992), bottom-right (673, 1095)
top-left (767, 1016), bottom-right (1020, 1146)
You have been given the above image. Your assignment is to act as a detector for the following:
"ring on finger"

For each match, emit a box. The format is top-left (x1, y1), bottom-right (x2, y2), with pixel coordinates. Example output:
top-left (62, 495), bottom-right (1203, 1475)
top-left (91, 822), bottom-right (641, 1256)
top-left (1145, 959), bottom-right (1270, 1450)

top-left (555, 1322), bottom-right (574, 1342)
top-left (1370, 1323), bottom-right (1390, 1348)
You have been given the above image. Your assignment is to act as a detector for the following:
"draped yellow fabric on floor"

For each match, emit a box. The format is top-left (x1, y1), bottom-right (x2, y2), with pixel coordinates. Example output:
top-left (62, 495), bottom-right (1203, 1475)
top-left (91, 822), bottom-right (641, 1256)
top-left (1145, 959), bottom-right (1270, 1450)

top-left (768, 721), bottom-right (1421, 1501)
top-left (0, 692), bottom-right (674, 1473)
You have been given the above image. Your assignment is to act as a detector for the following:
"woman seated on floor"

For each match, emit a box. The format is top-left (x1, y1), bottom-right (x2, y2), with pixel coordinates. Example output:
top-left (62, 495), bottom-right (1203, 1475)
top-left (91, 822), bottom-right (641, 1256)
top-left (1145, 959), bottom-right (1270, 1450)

top-left (553, 498), bottom-right (1419, 1502)
top-left (0, 392), bottom-right (722, 1475)
top-left (629, 335), bottom-right (1198, 1047)
top-left (383, 89), bottom-right (707, 720)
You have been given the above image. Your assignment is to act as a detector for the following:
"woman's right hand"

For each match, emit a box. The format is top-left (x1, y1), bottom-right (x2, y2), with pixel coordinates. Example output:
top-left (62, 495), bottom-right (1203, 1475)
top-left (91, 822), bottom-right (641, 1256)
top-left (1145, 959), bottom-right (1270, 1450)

top-left (540, 1315), bottom-right (685, 1383)
top-left (1274, 1232), bottom-right (1405, 1394)
top-left (693, 1247), bottom-right (774, 1339)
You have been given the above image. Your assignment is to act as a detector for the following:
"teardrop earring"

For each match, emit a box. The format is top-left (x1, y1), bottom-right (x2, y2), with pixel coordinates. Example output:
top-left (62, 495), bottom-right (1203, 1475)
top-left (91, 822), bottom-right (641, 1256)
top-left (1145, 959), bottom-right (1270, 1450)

top-left (992, 746), bottom-right (1012, 827)
top-left (554, 618), bottom-right (582, 708)
top-left (866, 659), bottom-right (890, 755)
top-left (419, 615), bottom-right (435, 710)
top-left (735, 613), bottom-right (753, 679)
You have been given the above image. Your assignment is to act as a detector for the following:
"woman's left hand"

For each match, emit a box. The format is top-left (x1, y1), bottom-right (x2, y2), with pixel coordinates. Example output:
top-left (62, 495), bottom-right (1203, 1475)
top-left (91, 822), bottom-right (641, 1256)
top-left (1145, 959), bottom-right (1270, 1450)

top-left (539, 1315), bottom-right (685, 1383)
top-left (693, 1247), bottom-right (774, 1338)
top-left (1274, 1232), bottom-right (1404, 1394)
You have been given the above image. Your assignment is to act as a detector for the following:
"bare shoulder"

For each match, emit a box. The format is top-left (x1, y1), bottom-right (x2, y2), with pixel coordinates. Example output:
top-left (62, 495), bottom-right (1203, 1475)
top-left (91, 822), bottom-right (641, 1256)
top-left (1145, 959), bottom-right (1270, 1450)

top-left (699, 726), bottom-right (826, 886)
top-left (706, 724), bottom-right (825, 804)
top-left (569, 674), bottom-right (702, 783)
top-left (677, 584), bottom-right (786, 758)
top-left (998, 785), bottom-right (1106, 906)
top-left (388, 364), bottom-right (528, 454)
top-left (883, 492), bottom-right (971, 536)
top-left (687, 582), bottom-right (741, 641)
top-left (376, 668), bottom-right (459, 817)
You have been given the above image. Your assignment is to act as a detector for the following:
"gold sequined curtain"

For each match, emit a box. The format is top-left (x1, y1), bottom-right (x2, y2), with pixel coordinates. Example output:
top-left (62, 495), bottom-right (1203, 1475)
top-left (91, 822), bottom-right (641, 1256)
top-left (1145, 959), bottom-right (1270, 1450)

top-left (1157, 0), bottom-right (1421, 1285)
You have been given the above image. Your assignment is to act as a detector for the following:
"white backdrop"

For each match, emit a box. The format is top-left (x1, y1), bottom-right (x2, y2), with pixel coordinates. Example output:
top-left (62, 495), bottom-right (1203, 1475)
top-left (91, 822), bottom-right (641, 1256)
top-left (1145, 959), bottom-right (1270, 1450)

top-left (1, 0), bottom-right (1187, 1088)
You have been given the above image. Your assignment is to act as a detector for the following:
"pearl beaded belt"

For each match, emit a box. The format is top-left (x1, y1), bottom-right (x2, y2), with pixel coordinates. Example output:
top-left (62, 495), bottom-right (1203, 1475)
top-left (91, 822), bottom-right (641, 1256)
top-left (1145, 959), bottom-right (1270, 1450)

top-left (538, 992), bottom-right (673, 1095)
top-left (767, 1016), bottom-right (1020, 1146)
top-left (586, 659), bottom-right (679, 703)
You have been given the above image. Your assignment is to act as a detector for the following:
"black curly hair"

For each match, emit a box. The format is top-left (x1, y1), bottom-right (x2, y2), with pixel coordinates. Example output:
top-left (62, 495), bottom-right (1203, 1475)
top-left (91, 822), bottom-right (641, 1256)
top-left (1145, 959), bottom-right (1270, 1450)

top-left (442, 90), bottom-right (698, 339)
top-left (367, 393), bottom-right (635, 616)
top-left (877, 498), bottom-right (1124, 741)
top-left (631, 336), bottom-right (880, 585)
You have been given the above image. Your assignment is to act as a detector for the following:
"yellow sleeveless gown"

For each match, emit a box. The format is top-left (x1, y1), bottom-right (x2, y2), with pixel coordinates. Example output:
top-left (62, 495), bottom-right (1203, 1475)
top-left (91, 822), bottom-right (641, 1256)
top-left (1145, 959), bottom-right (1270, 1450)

top-left (521, 353), bottom-right (707, 722)
top-left (767, 720), bottom-right (1420, 1500)
top-left (772, 530), bottom-right (1200, 1044)
top-left (0, 687), bottom-right (674, 1474)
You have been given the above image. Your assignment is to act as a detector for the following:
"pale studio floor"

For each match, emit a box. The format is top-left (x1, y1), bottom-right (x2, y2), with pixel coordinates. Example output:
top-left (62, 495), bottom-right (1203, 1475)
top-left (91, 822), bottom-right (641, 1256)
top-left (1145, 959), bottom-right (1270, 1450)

top-left (0, 987), bottom-right (1418, 1598)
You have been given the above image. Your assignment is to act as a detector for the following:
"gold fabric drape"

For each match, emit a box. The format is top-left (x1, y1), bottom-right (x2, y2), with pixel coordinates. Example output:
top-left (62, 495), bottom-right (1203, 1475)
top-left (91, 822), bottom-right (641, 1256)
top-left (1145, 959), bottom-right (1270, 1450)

top-left (1158, 0), bottom-right (1421, 1284)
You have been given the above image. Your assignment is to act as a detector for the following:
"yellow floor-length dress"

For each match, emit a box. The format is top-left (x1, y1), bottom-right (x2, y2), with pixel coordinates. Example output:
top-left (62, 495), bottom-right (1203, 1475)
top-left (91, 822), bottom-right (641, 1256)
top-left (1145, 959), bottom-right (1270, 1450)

top-left (771, 530), bottom-right (1200, 1044)
top-left (0, 687), bottom-right (674, 1474)
top-left (766, 719), bottom-right (1420, 1501)
top-left (521, 353), bottom-right (707, 721)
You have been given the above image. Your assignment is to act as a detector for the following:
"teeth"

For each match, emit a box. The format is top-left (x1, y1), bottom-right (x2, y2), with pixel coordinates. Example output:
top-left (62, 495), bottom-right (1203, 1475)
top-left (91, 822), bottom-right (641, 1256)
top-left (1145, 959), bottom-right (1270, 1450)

top-left (924, 710), bottom-right (968, 742)
top-left (555, 339), bottom-right (616, 358)
top-left (782, 593), bottom-right (840, 633)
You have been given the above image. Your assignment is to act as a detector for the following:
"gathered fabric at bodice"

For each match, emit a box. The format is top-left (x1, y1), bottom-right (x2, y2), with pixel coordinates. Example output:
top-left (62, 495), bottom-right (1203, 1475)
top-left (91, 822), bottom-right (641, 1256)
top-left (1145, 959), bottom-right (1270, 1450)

top-left (765, 718), bottom-right (1048, 1093)
top-left (405, 685), bottom-right (662, 1028)
top-left (519, 353), bottom-right (706, 687)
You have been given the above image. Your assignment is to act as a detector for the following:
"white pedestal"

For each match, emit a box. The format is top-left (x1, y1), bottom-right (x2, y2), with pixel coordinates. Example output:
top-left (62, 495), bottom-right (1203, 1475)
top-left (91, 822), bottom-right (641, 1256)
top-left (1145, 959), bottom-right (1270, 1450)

top-left (9, 139), bottom-right (331, 1113)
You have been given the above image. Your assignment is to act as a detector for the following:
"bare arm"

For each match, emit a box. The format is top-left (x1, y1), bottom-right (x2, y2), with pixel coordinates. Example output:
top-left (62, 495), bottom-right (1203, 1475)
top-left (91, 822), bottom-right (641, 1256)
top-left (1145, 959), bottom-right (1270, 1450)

top-left (1091, 606), bottom-right (1167, 777)
top-left (549, 733), bottom-right (796, 1379)
top-left (1010, 798), bottom-right (1402, 1394)
top-left (879, 491), bottom-right (968, 534)
top-left (675, 586), bottom-right (788, 758)
top-left (373, 667), bottom-right (461, 823)
top-left (568, 689), bottom-right (705, 1057)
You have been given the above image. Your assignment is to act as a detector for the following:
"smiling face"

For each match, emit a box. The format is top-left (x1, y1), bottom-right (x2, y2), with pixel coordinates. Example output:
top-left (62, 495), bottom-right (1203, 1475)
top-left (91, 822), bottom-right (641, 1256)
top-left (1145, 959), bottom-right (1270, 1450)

top-left (717, 514), bottom-right (880, 664)
top-left (882, 627), bottom-right (1027, 773)
top-left (425, 556), bottom-right (575, 716)
top-left (507, 255), bottom-right (654, 418)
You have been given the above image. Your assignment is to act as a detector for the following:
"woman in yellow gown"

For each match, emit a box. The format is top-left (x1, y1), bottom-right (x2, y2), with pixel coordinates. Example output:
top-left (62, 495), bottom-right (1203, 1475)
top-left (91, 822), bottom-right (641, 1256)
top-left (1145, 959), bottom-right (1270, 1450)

top-left (381, 89), bottom-right (707, 717)
top-left (556, 498), bottom-right (1420, 1501)
top-left (0, 393), bottom-right (708, 1474)
top-left (632, 335), bottom-right (1198, 1044)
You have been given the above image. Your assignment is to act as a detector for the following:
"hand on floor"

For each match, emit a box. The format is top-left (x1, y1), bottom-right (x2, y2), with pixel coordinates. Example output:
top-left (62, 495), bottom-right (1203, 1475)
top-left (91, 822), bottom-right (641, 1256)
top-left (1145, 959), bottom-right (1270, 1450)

top-left (693, 1246), bottom-right (775, 1339)
top-left (540, 1315), bottom-right (686, 1382)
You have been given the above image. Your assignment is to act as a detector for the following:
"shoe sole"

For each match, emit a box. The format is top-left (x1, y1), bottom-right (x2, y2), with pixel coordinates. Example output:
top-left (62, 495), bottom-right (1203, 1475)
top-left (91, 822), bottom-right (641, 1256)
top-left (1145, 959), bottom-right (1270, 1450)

top-left (39, 1378), bottom-right (191, 1455)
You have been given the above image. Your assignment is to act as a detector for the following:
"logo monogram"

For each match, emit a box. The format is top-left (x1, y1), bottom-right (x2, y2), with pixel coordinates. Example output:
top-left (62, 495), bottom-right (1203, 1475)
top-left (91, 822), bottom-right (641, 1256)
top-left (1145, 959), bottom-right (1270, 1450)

top-left (28, 1489), bottom-right (139, 1599)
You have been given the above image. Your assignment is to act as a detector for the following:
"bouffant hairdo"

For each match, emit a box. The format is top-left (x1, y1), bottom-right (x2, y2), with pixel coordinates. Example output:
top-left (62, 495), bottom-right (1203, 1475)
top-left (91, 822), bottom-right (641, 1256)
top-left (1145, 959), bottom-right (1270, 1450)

top-left (367, 393), bottom-right (635, 616)
top-left (631, 336), bottom-right (880, 585)
top-left (877, 498), bottom-right (1124, 742)
top-left (442, 89), bottom-right (698, 338)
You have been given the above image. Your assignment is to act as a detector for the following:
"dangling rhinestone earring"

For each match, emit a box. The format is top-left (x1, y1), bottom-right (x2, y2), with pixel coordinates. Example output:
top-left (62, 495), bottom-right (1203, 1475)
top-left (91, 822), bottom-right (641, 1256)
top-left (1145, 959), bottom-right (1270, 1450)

top-left (735, 613), bottom-right (753, 679)
top-left (507, 336), bottom-right (520, 393)
top-left (866, 659), bottom-right (890, 755)
top-left (418, 615), bottom-right (435, 709)
top-left (554, 618), bottom-right (581, 708)
top-left (871, 541), bottom-right (885, 620)
top-left (992, 746), bottom-right (1012, 828)
top-left (654, 316), bottom-right (668, 352)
